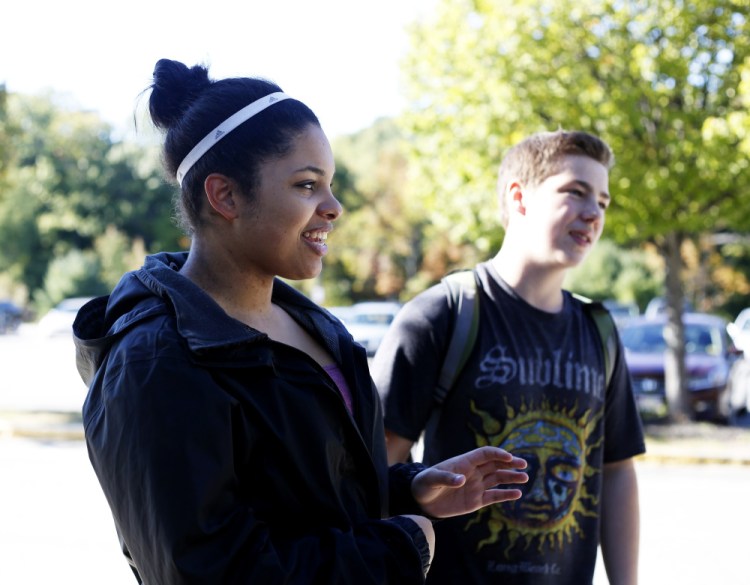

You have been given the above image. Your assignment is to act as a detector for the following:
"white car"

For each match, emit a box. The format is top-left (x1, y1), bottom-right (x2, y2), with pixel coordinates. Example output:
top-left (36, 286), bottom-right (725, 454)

top-left (38, 297), bottom-right (96, 337)
top-left (344, 301), bottom-right (401, 357)
top-left (326, 306), bottom-right (356, 326)
top-left (728, 308), bottom-right (750, 354)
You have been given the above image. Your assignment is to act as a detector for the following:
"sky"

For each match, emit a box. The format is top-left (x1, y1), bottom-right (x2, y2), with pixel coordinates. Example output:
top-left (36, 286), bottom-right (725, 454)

top-left (2, 0), bottom-right (436, 139)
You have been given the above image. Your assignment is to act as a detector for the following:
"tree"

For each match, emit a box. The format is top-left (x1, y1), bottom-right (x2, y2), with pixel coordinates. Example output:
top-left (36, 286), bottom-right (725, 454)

top-left (327, 118), bottom-right (429, 302)
top-left (0, 92), bottom-right (183, 308)
top-left (401, 0), bottom-right (750, 421)
top-left (0, 85), bottom-right (13, 178)
top-left (564, 239), bottom-right (662, 309)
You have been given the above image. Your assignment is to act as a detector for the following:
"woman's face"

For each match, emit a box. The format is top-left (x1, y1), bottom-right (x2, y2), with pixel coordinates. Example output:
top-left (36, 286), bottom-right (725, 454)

top-left (232, 124), bottom-right (342, 281)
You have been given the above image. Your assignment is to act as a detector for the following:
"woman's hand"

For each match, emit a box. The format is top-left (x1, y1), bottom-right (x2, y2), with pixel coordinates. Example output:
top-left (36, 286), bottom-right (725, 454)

top-left (411, 446), bottom-right (528, 519)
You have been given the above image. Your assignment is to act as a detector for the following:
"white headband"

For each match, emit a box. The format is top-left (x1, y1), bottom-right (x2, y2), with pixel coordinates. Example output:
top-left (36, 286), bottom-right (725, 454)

top-left (175, 91), bottom-right (291, 186)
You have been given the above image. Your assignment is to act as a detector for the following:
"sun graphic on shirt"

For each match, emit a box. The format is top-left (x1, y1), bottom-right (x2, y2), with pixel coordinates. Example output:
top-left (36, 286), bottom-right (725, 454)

top-left (465, 398), bottom-right (602, 555)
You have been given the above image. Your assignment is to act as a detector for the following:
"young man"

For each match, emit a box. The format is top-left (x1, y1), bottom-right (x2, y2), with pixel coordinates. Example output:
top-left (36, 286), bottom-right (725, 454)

top-left (372, 130), bottom-right (645, 585)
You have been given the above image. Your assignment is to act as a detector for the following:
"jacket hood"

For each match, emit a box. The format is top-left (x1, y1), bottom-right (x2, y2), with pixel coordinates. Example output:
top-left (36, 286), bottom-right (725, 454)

top-left (73, 251), bottom-right (347, 387)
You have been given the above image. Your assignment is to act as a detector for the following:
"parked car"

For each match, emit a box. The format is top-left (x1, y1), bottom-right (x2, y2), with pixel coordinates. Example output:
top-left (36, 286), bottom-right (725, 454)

top-left (344, 301), bottom-right (401, 357)
top-left (643, 296), bottom-right (694, 318)
top-left (326, 305), bottom-right (356, 326)
top-left (38, 297), bottom-right (95, 337)
top-left (726, 358), bottom-right (750, 421)
top-left (727, 307), bottom-right (750, 354)
top-left (0, 300), bottom-right (24, 334)
top-left (602, 299), bottom-right (639, 325)
top-left (620, 313), bottom-right (742, 420)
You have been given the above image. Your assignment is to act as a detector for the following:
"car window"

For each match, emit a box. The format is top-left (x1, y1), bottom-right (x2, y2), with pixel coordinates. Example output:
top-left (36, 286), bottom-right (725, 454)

top-left (685, 324), bottom-right (720, 356)
top-left (621, 324), bottom-right (667, 353)
top-left (622, 322), bottom-right (722, 356)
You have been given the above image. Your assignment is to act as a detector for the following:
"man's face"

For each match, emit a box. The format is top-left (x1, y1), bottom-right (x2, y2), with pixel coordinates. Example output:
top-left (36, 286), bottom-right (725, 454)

top-left (515, 155), bottom-right (610, 269)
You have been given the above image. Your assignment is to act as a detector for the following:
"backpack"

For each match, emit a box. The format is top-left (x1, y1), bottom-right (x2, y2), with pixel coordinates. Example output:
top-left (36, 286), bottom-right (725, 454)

top-left (433, 270), bottom-right (618, 406)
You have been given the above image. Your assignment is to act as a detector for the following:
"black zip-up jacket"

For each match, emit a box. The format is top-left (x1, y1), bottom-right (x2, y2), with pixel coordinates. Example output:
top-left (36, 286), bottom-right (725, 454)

top-left (74, 252), bottom-right (428, 584)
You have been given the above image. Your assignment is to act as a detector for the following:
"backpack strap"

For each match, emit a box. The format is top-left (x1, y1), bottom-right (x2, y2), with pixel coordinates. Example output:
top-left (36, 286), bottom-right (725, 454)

top-left (573, 293), bottom-right (618, 388)
top-left (434, 270), bottom-right (480, 405)
top-left (433, 279), bottom-right (617, 404)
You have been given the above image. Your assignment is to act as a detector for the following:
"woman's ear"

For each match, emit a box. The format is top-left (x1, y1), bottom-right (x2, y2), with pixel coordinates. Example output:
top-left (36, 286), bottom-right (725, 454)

top-left (204, 173), bottom-right (239, 221)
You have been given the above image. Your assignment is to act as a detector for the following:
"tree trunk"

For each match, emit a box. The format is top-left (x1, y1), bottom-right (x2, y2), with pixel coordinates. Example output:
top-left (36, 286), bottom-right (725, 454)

top-left (662, 231), bottom-right (691, 423)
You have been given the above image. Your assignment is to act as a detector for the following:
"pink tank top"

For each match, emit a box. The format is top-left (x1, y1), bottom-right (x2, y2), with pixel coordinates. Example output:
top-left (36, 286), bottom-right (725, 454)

top-left (323, 363), bottom-right (354, 415)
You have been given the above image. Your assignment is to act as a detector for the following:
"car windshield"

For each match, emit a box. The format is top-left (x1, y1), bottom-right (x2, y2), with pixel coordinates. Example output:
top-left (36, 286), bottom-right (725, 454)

top-left (621, 322), bottom-right (721, 356)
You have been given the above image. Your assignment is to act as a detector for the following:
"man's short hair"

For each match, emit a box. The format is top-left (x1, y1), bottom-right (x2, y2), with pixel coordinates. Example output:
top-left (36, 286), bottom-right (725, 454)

top-left (497, 130), bottom-right (614, 228)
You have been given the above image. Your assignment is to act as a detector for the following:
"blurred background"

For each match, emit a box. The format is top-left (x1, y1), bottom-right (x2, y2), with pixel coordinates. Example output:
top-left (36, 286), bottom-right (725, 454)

top-left (2, 0), bottom-right (750, 583)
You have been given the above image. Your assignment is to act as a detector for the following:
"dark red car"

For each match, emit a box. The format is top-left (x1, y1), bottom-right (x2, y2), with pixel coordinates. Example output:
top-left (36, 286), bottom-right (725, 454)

top-left (619, 312), bottom-right (742, 420)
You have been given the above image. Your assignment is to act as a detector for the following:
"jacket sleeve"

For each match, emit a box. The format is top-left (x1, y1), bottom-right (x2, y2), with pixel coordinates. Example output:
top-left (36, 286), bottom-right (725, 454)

top-left (83, 339), bottom-right (426, 585)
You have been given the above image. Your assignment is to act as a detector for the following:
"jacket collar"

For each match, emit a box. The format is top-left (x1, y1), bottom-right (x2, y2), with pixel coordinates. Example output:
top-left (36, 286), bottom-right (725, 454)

top-left (76, 251), bottom-right (347, 361)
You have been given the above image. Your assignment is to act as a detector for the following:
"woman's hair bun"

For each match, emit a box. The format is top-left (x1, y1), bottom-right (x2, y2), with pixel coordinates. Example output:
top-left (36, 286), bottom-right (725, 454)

top-left (149, 59), bottom-right (211, 130)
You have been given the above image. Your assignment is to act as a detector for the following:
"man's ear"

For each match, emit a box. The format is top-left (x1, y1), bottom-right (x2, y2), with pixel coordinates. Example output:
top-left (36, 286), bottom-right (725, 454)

top-left (508, 181), bottom-right (526, 216)
top-left (203, 173), bottom-right (239, 221)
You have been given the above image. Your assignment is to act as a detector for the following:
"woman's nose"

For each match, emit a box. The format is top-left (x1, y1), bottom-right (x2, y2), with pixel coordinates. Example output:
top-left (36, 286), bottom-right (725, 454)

top-left (319, 191), bottom-right (343, 221)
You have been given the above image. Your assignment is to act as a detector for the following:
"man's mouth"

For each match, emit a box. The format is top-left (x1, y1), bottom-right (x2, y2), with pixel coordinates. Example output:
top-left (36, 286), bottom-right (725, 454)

top-left (570, 230), bottom-right (592, 245)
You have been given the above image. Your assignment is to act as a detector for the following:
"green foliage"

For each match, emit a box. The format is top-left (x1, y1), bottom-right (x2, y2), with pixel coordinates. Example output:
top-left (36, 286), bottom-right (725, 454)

top-left (94, 225), bottom-right (147, 290)
top-left (401, 0), bottom-right (750, 247)
top-left (0, 92), bottom-right (183, 307)
top-left (325, 118), bottom-right (427, 302)
top-left (33, 225), bottom-right (149, 312)
top-left (0, 85), bottom-right (13, 178)
top-left (687, 234), bottom-right (750, 318)
top-left (564, 239), bottom-right (662, 309)
top-left (34, 249), bottom-right (109, 313)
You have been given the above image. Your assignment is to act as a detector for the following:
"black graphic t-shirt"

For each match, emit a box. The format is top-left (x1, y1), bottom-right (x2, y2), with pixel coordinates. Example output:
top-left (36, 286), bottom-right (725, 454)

top-left (373, 261), bottom-right (645, 585)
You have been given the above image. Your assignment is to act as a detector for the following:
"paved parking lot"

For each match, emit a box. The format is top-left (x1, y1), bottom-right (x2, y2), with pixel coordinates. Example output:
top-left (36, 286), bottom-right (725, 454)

top-left (0, 326), bottom-right (87, 413)
top-left (1, 435), bottom-right (747, 585)
top-left (0, 437), bottom-right (133, 584)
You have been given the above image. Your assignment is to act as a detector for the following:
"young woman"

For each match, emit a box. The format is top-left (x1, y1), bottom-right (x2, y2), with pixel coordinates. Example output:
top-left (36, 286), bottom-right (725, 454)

top-left (73, 59), bottom-right (528, 584)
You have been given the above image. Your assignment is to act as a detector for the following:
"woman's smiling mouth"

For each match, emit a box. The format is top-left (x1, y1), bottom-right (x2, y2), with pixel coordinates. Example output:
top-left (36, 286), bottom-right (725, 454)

top-left (302, 229), bottom-right (330, 254)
